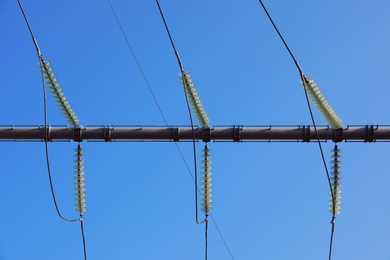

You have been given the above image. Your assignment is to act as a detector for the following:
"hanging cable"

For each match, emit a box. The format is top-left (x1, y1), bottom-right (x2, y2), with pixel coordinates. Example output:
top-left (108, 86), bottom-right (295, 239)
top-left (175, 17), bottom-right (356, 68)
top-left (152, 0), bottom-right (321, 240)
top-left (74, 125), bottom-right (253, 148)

top-left (17, 0), bottom-right (79, 222)
top-left (106, 0), bottom-right (169, 125)
top-left (155, 0), bottom-right (206, 225)
top-left (18, 1), bottom-right (87, 258)
top-left (257, 1), bottom-right (338, 259)
top-left (107, 2), bottom-right (233, 258)
top-left (155, 2), bottom-right (215, 260)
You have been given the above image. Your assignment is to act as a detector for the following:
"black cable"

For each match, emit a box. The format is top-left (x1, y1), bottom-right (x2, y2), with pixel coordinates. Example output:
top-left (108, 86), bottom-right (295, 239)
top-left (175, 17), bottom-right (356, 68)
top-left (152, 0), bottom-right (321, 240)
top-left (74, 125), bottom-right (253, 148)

top-left (107, 0), bottom-right (169, 125)
top-left (155, 0), bottom-right (184, 71)
top-left (17, 0), bottom-right (41, 58)
top-left (17, 0), bottom-right (80, 223)
top-left (257, 1), bottom-right (336, 259)
top-left (79, 213), bottom-right (88, 260)
top-left (18, 3), bottom-right (89, 259)
top-left (155, 0), bottom-right (204, 225)
top-left (209, 214), bottom-right (235, 260)
top-left (108, 2), bottom-right (234, 258)
top-left (257, 0), bottom-right (302, 75)
top-left (39, 61), bottom-right (79, 223)
top-left (205, 216), bottom-right (209, 260)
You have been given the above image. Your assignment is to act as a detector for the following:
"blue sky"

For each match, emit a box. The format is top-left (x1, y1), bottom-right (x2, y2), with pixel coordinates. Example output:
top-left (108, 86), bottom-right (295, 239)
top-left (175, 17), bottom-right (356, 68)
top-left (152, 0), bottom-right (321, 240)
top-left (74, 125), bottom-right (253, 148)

top-left (1, 1), bottom-right (390, 259)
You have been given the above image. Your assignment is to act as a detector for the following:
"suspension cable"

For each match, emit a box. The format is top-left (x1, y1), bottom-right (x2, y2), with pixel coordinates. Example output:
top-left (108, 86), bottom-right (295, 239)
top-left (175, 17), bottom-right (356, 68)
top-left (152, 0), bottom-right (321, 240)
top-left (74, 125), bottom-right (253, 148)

top-left (257, 1), bottom-right (336, 259)
top-left (17, 1), bottom-right (87, 258)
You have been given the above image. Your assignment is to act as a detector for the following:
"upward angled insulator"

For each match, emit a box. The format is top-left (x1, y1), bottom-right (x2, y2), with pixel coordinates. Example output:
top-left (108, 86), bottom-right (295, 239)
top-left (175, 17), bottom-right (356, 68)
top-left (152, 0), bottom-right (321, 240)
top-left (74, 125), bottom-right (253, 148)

top-left (179, 72), bottom-right (210, 127)
top-left (303, 76), bottom-right (342, 129)
top-left (74, 144), bottom-right (86, 213)
top-left (329, 145), bottom-right (342, 215)
top-left (40, 60), bottom-right (79, 126)
top-left (201, 144), bottom-right (212, 213)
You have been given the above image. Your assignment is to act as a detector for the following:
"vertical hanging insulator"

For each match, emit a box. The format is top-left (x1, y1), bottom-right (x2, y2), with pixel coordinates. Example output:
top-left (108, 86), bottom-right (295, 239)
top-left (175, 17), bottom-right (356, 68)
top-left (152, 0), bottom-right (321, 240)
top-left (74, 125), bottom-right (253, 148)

top-left (179, 72), bottom-right (210, 127)
top-left (75, 144), bottom-right (86, 213)
top-left (201, 144), bottom-right (212, 213)
top-left (303, 76), bottom-right (342, 129)
top-left (40, 60), bottom-right (79, 126)
top-left (329, 145), bottom-right (342, 215)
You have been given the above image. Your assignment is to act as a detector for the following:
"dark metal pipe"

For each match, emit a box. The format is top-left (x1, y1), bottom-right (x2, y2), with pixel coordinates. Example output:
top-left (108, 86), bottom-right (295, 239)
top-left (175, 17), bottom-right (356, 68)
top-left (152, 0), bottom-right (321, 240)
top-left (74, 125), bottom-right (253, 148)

top-left (0, 125), bottom-right (388, 142)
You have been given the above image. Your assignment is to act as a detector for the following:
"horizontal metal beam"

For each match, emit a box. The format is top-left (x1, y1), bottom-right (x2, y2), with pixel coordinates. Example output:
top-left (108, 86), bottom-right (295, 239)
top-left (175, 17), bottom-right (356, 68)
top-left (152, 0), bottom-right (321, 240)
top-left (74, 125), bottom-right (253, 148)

top-left (0, 125), bottom-right (388, 142)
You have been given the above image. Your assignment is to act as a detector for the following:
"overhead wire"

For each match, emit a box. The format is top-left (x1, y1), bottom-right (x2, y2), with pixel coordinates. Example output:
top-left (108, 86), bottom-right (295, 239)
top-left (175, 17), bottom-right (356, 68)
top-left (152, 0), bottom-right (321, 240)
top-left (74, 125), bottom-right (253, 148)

top-left (17, 0), bottom-right (78, 223)
top-left (155, 0), bottom-right (204, 225)
top-left (155, 1), bottom-right (208, 258)
top-left (108, 1), bottom-right (233, 259)
top-left (17, 1), bottom-right (87, 259)
top-left (257, 1), bottom-right (337, 259)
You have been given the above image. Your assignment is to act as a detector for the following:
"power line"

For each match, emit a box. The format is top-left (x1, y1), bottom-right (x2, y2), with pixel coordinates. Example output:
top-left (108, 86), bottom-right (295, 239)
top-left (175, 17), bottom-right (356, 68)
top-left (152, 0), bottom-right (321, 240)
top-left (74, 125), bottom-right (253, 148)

top-left (17, 1), bottom-right (87, 259)
top-left (257, 1), bottom-right (338, 259)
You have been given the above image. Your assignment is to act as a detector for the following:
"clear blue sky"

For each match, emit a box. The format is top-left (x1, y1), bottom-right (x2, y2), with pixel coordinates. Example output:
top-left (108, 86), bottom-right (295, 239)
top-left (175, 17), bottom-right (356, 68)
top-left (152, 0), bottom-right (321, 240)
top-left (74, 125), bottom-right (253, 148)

top-left (1, 1), bottom-right (390, 259)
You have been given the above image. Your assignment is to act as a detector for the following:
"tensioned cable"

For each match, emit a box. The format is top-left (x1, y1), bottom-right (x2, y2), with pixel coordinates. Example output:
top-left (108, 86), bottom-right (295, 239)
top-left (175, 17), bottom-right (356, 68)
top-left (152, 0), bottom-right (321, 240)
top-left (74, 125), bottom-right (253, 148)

top-left (17, 1), bottom-right (87, 259)
top-left (155, 1), bottom-right (211, 258)
top-left (155, 0), bottom-right (204, 226)
top-left (257, 1), bottom-right (336, 259)
top-left (17, 0), bottom-right (78, 223)
top-left (106, 2), bottom-right (234, 259)
top-left (107, 0), bottom-right (168, 125)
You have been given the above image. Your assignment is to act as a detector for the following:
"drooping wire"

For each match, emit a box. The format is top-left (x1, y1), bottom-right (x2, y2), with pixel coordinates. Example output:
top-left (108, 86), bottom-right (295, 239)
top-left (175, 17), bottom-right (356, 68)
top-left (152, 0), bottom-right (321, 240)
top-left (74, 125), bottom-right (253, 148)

top-left (108, 2), bottom-right (233, 258)
top-left (155, 2), bottom-right (213, 260)
top-left (257, 1), bottom-right (337, 259)
top-left (17, 0), bottom-right (78, 223)
top-left (155, 0), bottom-right (206, 226)
top-left (17, 1), bottom-right (87, 259)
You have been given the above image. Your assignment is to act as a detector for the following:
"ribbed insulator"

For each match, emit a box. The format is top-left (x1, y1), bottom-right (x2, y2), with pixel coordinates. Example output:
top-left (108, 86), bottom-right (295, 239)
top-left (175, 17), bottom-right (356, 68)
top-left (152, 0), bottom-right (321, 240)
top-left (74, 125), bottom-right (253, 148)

top-left (201, 145), bottom-right (212, 213)
top-left (179, 72), bottom-right (210, 127)
top-left (329, 145), bottom-right (341, 214)
top-left (40, 60), bottom-right (79, 126)
top-left (304, 76), bottom-right (342, 129)
top-left (74, 144), bottom-right (86, 213)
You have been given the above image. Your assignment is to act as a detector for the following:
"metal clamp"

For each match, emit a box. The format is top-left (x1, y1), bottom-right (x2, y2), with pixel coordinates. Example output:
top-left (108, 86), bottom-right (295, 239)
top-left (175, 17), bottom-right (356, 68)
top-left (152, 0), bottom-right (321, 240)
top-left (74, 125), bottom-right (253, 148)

top-left (104, 125), bottom-right (112, 142)
top-left (303, 125), bottom-right (310, 143)
top-left (73, 126), bottom-right (82, 142)
top-left (172, 126), bottom-right (179, 142)
top-left (44, 125), bottom-right (52, 141)
top-left (202, 126), bottom-right (211, 142)
top-left (333, 127), bottom-right (344, 143)
top-left (233, 125), bottom-right (242, 142)
top-left (364, 124), bottom-right (375, 143)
